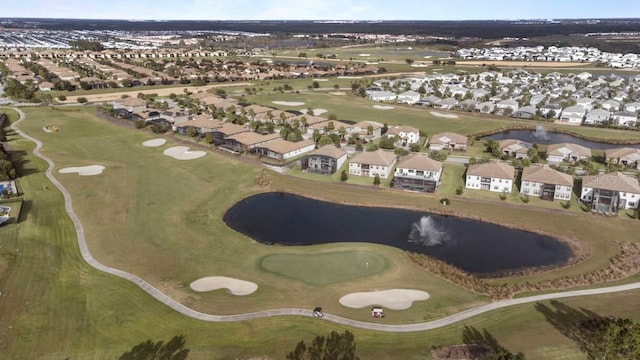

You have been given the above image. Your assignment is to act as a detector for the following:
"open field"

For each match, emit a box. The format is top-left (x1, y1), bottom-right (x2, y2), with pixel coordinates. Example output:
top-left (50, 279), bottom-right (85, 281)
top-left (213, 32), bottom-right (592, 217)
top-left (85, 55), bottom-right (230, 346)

top-left (2, 105), bottom-right (640, 359)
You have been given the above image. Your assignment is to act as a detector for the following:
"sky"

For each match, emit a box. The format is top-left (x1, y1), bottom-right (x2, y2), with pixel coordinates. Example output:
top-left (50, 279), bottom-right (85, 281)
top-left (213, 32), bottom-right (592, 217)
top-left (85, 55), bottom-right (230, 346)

top-left (2, 0), bottom-right (640, 21)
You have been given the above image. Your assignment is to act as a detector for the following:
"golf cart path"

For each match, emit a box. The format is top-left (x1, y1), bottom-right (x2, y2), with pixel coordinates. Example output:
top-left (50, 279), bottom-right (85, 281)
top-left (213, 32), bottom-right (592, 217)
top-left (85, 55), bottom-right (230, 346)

top-left (11, 107), bottom-right (640, 332)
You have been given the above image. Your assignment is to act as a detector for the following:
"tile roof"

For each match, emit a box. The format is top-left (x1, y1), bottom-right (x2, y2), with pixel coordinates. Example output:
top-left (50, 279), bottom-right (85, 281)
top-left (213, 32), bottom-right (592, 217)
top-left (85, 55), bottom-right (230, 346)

top-left (582, 172), bottom-right (640, 193)
top-left (350, 149), bottom-right (397, 167)
top-left (522, 164), bottom-right (573, 186)
top-left (309, 144), bottom-right (347, 159)
top-left (396, 153), bottom-right (443, 172)
top-left (467, 161), bottom-right (515, 180)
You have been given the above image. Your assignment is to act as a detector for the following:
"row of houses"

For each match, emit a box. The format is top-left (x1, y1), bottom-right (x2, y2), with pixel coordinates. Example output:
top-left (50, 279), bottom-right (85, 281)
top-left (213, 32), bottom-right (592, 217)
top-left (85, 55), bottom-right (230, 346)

top-left (366, 69), bottom-right (640, 127)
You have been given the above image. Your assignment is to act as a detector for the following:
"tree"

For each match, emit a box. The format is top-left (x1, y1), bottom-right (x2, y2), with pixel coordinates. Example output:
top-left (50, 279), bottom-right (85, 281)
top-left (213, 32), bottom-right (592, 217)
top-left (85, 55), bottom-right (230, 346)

top-left (373, 175), bottom-right (381, 186)
top-left (584, 317), bottom-right (640, 360)
top-left (340, 170), bottom-right (348, 182)
top-left (119, 335), bottom-right (190, 360)
top-left (486, 140), bottom-right (501, 157)
top-left (57, 95), bottom-right (67, 101)
top-left (312, 81), bottom-right (320, 89)
top-left (405, 58), bottom-right (414, 65)
top-left (77, 97), bottom-right (88, 104)
top-left (409, 143), bottom-right (421, 152)
top-left (286, 330), bottom-right (359, 360)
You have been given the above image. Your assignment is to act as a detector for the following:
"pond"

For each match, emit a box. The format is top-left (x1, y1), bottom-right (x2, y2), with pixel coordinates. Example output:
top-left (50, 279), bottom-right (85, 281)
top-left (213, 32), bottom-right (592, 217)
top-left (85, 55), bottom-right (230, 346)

top-left (223, 193), bottom-right (572, 276)
top-left (481, 129), bottom-right (640, 150)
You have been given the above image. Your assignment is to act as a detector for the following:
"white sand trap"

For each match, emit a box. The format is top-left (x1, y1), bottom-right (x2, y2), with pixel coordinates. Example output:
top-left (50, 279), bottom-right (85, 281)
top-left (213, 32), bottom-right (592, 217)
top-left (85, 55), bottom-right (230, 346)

top-left (301, 108), bottom-right (328, 116)
top-left (313, 78), bottom-right (329, 82)
top-left (272, 101), bottom-right (305, 106)
top-left (338, 76), bottom-right (363, 79)
top-left (430, 111), bottom-right (459, 119)
top-left (329, 91), bottom-right (346, 96)
top-left (339, 289), bottom-right (430, 310)
top-left (190, 276), bottom-right (258, 296)
top-left (59, 165), bottom-right (105, 176)
top-left (359, 53), bottom-right (370, 56)
top-left (142, 138), bottom-right (167, 147)
top-left (373, 105), bottom-right (395, 110)
top-left (163, 146), bottom-right (207, 160)
top-left (411, 64), bottom-right (429, 67)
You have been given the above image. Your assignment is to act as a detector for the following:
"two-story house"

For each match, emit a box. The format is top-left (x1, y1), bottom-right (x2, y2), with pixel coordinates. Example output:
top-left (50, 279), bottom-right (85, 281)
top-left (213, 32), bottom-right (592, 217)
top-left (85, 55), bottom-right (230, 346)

top-left (386, 125), bottom-right (421, 146)
top-left (520, 164), bottom-right (574, 201)
top-left (391, 154), bottom-right (443, 192)
top-left (305, 144), bottom-right (348, 176)
top-left (349, 149), bottom-right (397, 178)
top-left (465, 160), bottom-right (515, 193)
top-left (581, 172), bottom-right (640, 212)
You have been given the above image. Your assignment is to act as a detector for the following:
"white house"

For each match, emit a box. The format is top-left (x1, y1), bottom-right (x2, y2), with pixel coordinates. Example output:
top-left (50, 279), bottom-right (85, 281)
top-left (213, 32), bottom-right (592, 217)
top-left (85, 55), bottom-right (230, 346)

top-left (386, 125), bottom-right (420, 145)
top-left (476, 101), bottom-right (496, 113)
top-left (465, 160), bottom-right (515, 193)
top-left (367, 90), bottom-right (397, 102)
top-left (611, 111), bottom-right (638, 126)
top-left (559, 105), bottom-right (586, 124)
top-left (540, 104), bottom-right (562, 119)
top-left (520, 164), bottom-right (573, 201)
top-left (496, 99), bottom-right (519, 114)
top-left (624, 102), bottom-right (640, 113)
top-left (396, 90), bottom-right (421, 105)
top-left (349, 149), bottom-right (397, 179)
top-left (306, 144), bottom-right (348, 175)
top-left (546, 143), bottom-right (592, 163)
top-left (392, 153), bottom-right (443, 192)
top-left (581, 172), bottom-right (640, 212)
top-left (584, 109), bottom-right (610, 125)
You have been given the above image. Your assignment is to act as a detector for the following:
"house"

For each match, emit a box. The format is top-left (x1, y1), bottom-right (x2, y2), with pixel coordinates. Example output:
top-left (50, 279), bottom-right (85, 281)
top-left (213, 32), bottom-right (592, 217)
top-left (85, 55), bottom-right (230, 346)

top-left (391, 153), bottom-right (443, 192)
top-left (520, 164), bottom-right (573, 201)
top-left (396, 90), bottom-right (421, 105)
top-left (351, 121), bottom-right (383, 139)
top-left (386, 125), bottom-right (420, 146)
top-left (540, 104), bottom-right (562, 119)
top-left (496, 99), bottom-right (519, 114)
top-left (428, 132), bottom-right (468, 151)
top-left (465, 160), bottom-right (515, 193)
top-left (584, 109), bottom-right (610, 125)
top-left (174, 116), bottom-right (224, 134)
top-left (221, 132), bottom-right (281, 153)
top-left (113, 97), bottom-right (147, 113)
top-left (559, 106), bottom-right (587, 124)
top-left (367, 90), bottom-right (397, 102)
top-left (601, 100), bottom-right (620, 111)
top-left (348, 149), bottom-right (397, 178)
top-left (305, 144), bottom-right (348, 175)
top-left (512, 105), bottom-right (537, 119)
top-left (255, 139), bottom-right (316, 161)
top-left (576, 97), bottom-right (596, 111)
top-left (605, 147), bottom-right (640, 169)
top-left (546, 143), bottom-right (592, 163)
top-left (624, 102), bottom-right (640, 113)
top-left (38, 81), bottom-right (54, 91)
top-left (611, 111), bottom-right (638, 126)
top-left (476, 101), bottom-right (496, 113)
top-left (436, 98), bottom-right (459, 109)
top-left (498, 139), bottom-right (531, 159)
top-left (210, 122), bottom-right (248, 145)
top-left (581, 172), bottom-right (640, 212)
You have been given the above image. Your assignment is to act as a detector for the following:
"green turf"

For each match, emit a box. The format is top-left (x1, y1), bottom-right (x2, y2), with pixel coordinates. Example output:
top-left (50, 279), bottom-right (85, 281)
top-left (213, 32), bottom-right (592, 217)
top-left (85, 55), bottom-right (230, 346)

top-left (2, 105), bottom-right (640, 359)
top-left (260, 251), bottom-right (388, 286)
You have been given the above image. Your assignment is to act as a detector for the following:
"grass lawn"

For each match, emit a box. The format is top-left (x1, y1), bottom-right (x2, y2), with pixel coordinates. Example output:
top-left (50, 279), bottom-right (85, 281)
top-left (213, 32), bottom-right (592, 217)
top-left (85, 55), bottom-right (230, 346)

top-left (2, 105), bottom-right (640, 359)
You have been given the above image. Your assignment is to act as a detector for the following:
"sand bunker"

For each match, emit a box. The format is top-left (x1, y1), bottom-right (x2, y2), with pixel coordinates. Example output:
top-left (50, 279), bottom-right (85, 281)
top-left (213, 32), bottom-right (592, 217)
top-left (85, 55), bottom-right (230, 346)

top-left (329, 91), bottom-right (346, 96)
top-left (43, 125), bottom-right (60, 133)
top-left (272, 101), bottom-right (305, 106)
top-left (338, 76), bottom-right (363, 79)
top-left (313, 78), bottom-right (329, 82)
top-left (302, 108), bottom-right (328, 116)
top-left (190, 276), bottom-right (258, 296)
top-left (359, 53), bottom-right (370, 57)
top-left (58, 165), bottom-right (105, 176)
top-left (373, 105), bottom-right (395, 110)
top-left (339, 289), bottom-right (430, 310)
top-left (142, 138), bottom-right (167, 147)
top-left (430, 111), bottom-right (459, 119)
top-left (163, 146), bottom-right (207, 160)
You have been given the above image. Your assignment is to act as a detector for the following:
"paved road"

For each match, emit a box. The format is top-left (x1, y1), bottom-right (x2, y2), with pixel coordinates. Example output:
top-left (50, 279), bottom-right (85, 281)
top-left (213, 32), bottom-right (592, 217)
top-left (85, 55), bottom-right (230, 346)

top-left (9, 106), bottom-right (640, 332)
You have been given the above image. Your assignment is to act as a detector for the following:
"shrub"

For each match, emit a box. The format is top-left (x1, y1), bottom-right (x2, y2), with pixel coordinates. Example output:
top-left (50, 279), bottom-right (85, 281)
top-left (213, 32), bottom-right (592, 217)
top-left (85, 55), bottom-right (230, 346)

top-left (77, 97), bottom-right (88, 104)
top-left (440, 197), bottom-right (450, 205)
top-left (499, 191), bottom-right (508, 201)
top-left (521, 194), bottom-right (530, 203)
top-left (562, 200), bottom-right (572, 209)
top-left (57, 95), bottom-right (67, 101)
top-left (134, 120), bottom-right (146, 129)
top-left (456, 186), bottom-right (464, 195)
top-left (340, 170), bottom-right (348, 182)
top-left (373, 175), bottom-right (380, 186)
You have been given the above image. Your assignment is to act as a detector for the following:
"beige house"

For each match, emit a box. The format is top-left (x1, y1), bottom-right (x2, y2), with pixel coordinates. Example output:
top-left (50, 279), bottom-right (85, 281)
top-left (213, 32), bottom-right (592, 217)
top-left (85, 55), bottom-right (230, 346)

top-left (305, 145), bottom-right (348, 175)
top-left (113, 97), bottom-right (147, 113)
top-left (520, 165), bottom-right (573, 201)
top-left (605, 147), bottom-right (640, 169)
top-left (428, 132), bottom-right (468, 151)
top-left (349, 149), bottom-right (397, 178)
top-left (392, 153), bottom-right (443, 192)
top-left (498, 139), bottom-right (531, 159)
top-left (256, 139), bottom-right (316, 161)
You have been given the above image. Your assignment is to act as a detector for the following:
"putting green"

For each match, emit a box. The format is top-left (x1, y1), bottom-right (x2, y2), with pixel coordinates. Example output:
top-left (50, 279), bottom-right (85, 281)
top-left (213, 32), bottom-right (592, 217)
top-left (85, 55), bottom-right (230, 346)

top-left (260, 250), bottom-right (387, 286)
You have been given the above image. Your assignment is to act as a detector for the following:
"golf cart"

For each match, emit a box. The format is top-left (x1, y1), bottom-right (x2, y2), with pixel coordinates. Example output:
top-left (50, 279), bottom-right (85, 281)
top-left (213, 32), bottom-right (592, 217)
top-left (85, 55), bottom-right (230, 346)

top-left (313, 307), bottom-right (324, 318)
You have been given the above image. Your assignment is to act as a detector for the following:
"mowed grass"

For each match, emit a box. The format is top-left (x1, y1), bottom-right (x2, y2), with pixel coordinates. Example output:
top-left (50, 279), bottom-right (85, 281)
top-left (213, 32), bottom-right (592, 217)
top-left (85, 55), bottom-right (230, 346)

top-left (260, 250), bottom-right (387, 286)
top-left (2, 105), bottom-right (640, 359)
